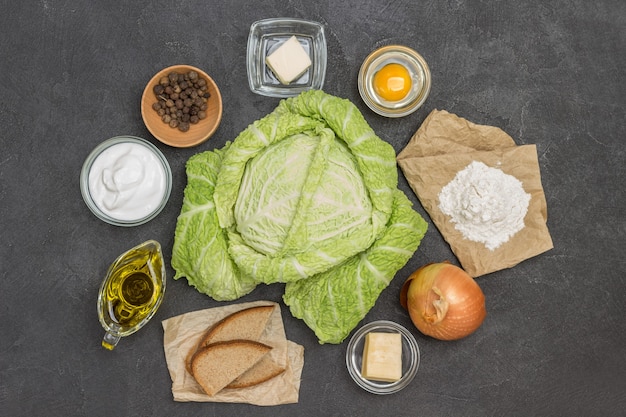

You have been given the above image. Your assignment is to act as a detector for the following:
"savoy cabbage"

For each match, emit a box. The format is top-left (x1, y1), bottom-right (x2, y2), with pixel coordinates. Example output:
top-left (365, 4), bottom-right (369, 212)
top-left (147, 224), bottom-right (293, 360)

top-left (172, 90), bottom-right (427, 343)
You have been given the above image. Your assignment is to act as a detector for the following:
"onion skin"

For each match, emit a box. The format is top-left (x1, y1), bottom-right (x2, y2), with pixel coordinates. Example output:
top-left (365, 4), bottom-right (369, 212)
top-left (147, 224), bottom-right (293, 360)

top-left (400, 262), bottom-right (486, 341)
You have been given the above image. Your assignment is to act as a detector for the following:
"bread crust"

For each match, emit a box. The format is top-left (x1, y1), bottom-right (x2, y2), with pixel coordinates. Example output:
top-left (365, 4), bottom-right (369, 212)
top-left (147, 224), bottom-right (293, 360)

top-left (186, 304), bottom-right (287, 393)
top-left (200, 304), bottom-right (275, 346)
top-left (190, 339), bottom-right (271, 397)
top-left (185, 304), bottom-right (274, 373)
top-left (226, 354), bottom-right (286, 389)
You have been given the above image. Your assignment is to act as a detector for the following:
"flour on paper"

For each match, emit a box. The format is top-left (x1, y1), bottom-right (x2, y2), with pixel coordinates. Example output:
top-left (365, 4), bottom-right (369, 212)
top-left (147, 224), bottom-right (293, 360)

top-left (438, 161), bottom-right (530, 251)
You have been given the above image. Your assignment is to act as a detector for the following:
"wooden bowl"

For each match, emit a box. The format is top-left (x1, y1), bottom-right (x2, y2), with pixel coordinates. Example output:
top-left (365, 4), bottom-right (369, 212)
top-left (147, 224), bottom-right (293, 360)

top-left (141, 65), bottom-right (223, 148)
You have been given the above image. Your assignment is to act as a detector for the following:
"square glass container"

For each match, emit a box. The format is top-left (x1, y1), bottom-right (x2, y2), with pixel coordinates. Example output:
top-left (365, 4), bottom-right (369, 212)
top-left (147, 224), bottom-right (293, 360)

top-left (247, 18), bottom-right (327, 97)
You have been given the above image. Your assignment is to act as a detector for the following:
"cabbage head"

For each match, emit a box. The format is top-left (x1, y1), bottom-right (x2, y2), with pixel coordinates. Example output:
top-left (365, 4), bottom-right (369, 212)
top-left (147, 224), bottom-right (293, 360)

top-left (172, 90), bottom-right (427, 343)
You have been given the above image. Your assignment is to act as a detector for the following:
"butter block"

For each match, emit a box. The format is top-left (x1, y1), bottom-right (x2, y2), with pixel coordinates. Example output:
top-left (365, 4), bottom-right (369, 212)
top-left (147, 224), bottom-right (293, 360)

top-left (265, 35), bottom-right (312, 85)
top-left (361, 332), bottom-right (402, 382)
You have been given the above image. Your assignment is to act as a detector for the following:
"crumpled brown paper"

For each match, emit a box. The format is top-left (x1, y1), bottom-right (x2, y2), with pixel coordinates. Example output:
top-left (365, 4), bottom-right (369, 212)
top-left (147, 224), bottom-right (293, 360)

top-left (397, 109), bottom-right (553, 277)
top-left (162, 301), bottom-right (304, 405)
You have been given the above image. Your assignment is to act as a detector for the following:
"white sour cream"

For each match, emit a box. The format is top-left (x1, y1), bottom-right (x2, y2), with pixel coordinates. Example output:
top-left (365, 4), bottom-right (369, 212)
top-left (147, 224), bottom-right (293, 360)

top-left (88, 142), bottom-right (167, 221)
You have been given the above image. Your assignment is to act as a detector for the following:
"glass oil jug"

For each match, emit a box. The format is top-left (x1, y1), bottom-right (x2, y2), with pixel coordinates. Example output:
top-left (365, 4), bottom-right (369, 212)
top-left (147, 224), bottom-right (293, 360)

top-left (97, 240), bottom-right (166, 350)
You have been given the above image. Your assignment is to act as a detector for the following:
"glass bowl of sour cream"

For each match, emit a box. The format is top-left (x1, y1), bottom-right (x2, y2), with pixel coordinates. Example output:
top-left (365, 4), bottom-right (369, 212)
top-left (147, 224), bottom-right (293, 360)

top-left (80, 136), bottom-right (172, 227)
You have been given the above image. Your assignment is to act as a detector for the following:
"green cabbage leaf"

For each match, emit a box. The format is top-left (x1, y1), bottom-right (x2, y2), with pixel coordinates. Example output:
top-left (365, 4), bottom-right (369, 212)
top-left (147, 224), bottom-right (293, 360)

top-left (171, 90), bottom-right (427, 343)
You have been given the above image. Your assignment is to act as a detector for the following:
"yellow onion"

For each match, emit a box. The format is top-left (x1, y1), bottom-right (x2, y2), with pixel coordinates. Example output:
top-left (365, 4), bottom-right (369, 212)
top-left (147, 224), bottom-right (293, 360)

top-left (400, 262), bottom-right (486, 340)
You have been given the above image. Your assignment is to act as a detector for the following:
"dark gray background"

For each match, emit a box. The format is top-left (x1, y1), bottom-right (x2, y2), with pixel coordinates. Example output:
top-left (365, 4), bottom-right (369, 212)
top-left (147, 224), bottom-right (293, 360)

top-left (1, 1), bottom-right (624, 416)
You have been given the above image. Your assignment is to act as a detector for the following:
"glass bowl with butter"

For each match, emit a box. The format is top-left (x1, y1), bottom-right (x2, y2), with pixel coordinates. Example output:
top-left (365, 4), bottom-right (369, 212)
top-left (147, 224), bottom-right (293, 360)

top-left (346, 320), bottom-right (420, 394)
top-left (247, 18), bottom-right (327, 97)
top-left (80, 136), bottom-right (172, 227)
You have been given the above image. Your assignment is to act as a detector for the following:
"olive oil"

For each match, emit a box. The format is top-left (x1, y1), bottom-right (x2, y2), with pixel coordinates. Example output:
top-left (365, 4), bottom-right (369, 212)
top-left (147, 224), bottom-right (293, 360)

top-left (97, 240), bottom-right (166, 350)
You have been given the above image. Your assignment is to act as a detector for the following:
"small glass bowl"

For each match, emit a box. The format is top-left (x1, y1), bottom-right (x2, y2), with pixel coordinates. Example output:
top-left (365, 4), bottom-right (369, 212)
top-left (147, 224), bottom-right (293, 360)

top-left (346, 320), bottom-right (420, 395)
top-left (247, 18), bottom-right (327, 97)
top-left (358, 45), bottom-right (431, 118)
top-left (80, 136), bottom-right (172, 227)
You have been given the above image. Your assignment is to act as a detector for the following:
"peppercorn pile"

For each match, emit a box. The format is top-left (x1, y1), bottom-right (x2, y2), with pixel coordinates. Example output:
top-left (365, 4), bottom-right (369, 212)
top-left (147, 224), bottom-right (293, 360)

top-left (152, 70), bottom-right (210, 132)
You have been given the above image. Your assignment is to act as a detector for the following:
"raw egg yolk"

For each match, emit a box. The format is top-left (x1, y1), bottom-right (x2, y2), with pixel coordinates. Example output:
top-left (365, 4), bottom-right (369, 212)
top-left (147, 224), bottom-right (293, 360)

top-left (373, 63), bottom-right (412, 102)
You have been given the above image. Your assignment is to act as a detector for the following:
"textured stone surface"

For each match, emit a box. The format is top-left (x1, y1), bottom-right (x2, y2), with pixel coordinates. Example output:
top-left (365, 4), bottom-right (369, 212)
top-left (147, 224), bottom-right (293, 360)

top-left (0, 1), bottom-right (624, 416)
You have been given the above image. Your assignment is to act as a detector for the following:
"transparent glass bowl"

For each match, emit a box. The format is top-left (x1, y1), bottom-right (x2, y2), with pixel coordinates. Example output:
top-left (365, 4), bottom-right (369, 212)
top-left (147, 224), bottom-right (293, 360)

top-left (247, 18), bottom-right (327, 97)
top-left (80, 136), bottom-right (172, 227)
top-left (358, 45), bottom-right (431, 117)
top-left (346, 320), bottom-right (420, 394)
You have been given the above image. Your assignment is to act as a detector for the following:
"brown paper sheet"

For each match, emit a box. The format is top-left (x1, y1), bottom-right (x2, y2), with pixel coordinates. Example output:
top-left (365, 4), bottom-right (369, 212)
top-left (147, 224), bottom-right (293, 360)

top-left (397, 109), bottom-right (553, 277)
top-left (162, 301), bottom-right (304, 405)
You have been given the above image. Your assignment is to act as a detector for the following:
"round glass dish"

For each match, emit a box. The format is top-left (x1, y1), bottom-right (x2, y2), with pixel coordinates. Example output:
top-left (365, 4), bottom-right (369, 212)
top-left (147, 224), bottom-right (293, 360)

top-left (346, 320), bottom-right (420, 394)
top-left (80, 136), bottom-right (172, 227)
top-left (358, 45), bottom-right (431, 118)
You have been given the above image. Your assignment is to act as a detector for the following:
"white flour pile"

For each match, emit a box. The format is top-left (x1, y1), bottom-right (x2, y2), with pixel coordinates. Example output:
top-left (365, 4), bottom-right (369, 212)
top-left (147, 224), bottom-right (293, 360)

top-left (438, 161), bottom-right (531, 251)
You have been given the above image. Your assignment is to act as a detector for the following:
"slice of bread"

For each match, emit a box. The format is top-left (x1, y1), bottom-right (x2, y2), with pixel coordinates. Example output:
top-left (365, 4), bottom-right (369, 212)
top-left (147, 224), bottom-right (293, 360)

top-left (199, 305), bottom-right (275, 346)
top-left (190, 340), bottom-right (271, 397)
top-left (226, 354), bottom-right (286, 389)
top-left (185, 305), bottom-right (275, 374)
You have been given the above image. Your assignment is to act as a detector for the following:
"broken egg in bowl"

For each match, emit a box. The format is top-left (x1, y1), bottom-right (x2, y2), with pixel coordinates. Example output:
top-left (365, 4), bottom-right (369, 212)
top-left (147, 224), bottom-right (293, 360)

top-left (358, 45), bottom-right (431, 118)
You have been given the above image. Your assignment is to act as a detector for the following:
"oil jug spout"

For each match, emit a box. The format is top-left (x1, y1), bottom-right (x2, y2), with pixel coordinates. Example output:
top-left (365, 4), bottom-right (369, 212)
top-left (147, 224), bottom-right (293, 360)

top-left (102, 326), bottom-right (122, 350)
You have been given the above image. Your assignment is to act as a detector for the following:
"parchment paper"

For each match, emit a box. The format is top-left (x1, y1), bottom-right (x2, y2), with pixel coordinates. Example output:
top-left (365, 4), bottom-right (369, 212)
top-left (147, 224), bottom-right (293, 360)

top-left (162, 301), bottom-right (304, 405)
top-left (397, 109), bottom-right (553, 277)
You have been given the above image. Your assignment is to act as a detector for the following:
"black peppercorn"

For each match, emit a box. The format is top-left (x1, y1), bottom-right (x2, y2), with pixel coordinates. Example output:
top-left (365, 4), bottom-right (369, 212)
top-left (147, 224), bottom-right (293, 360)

top-left (178, 121), bottom-right (190, 132)
top-left (151, 69), bottom-right (211, 131)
